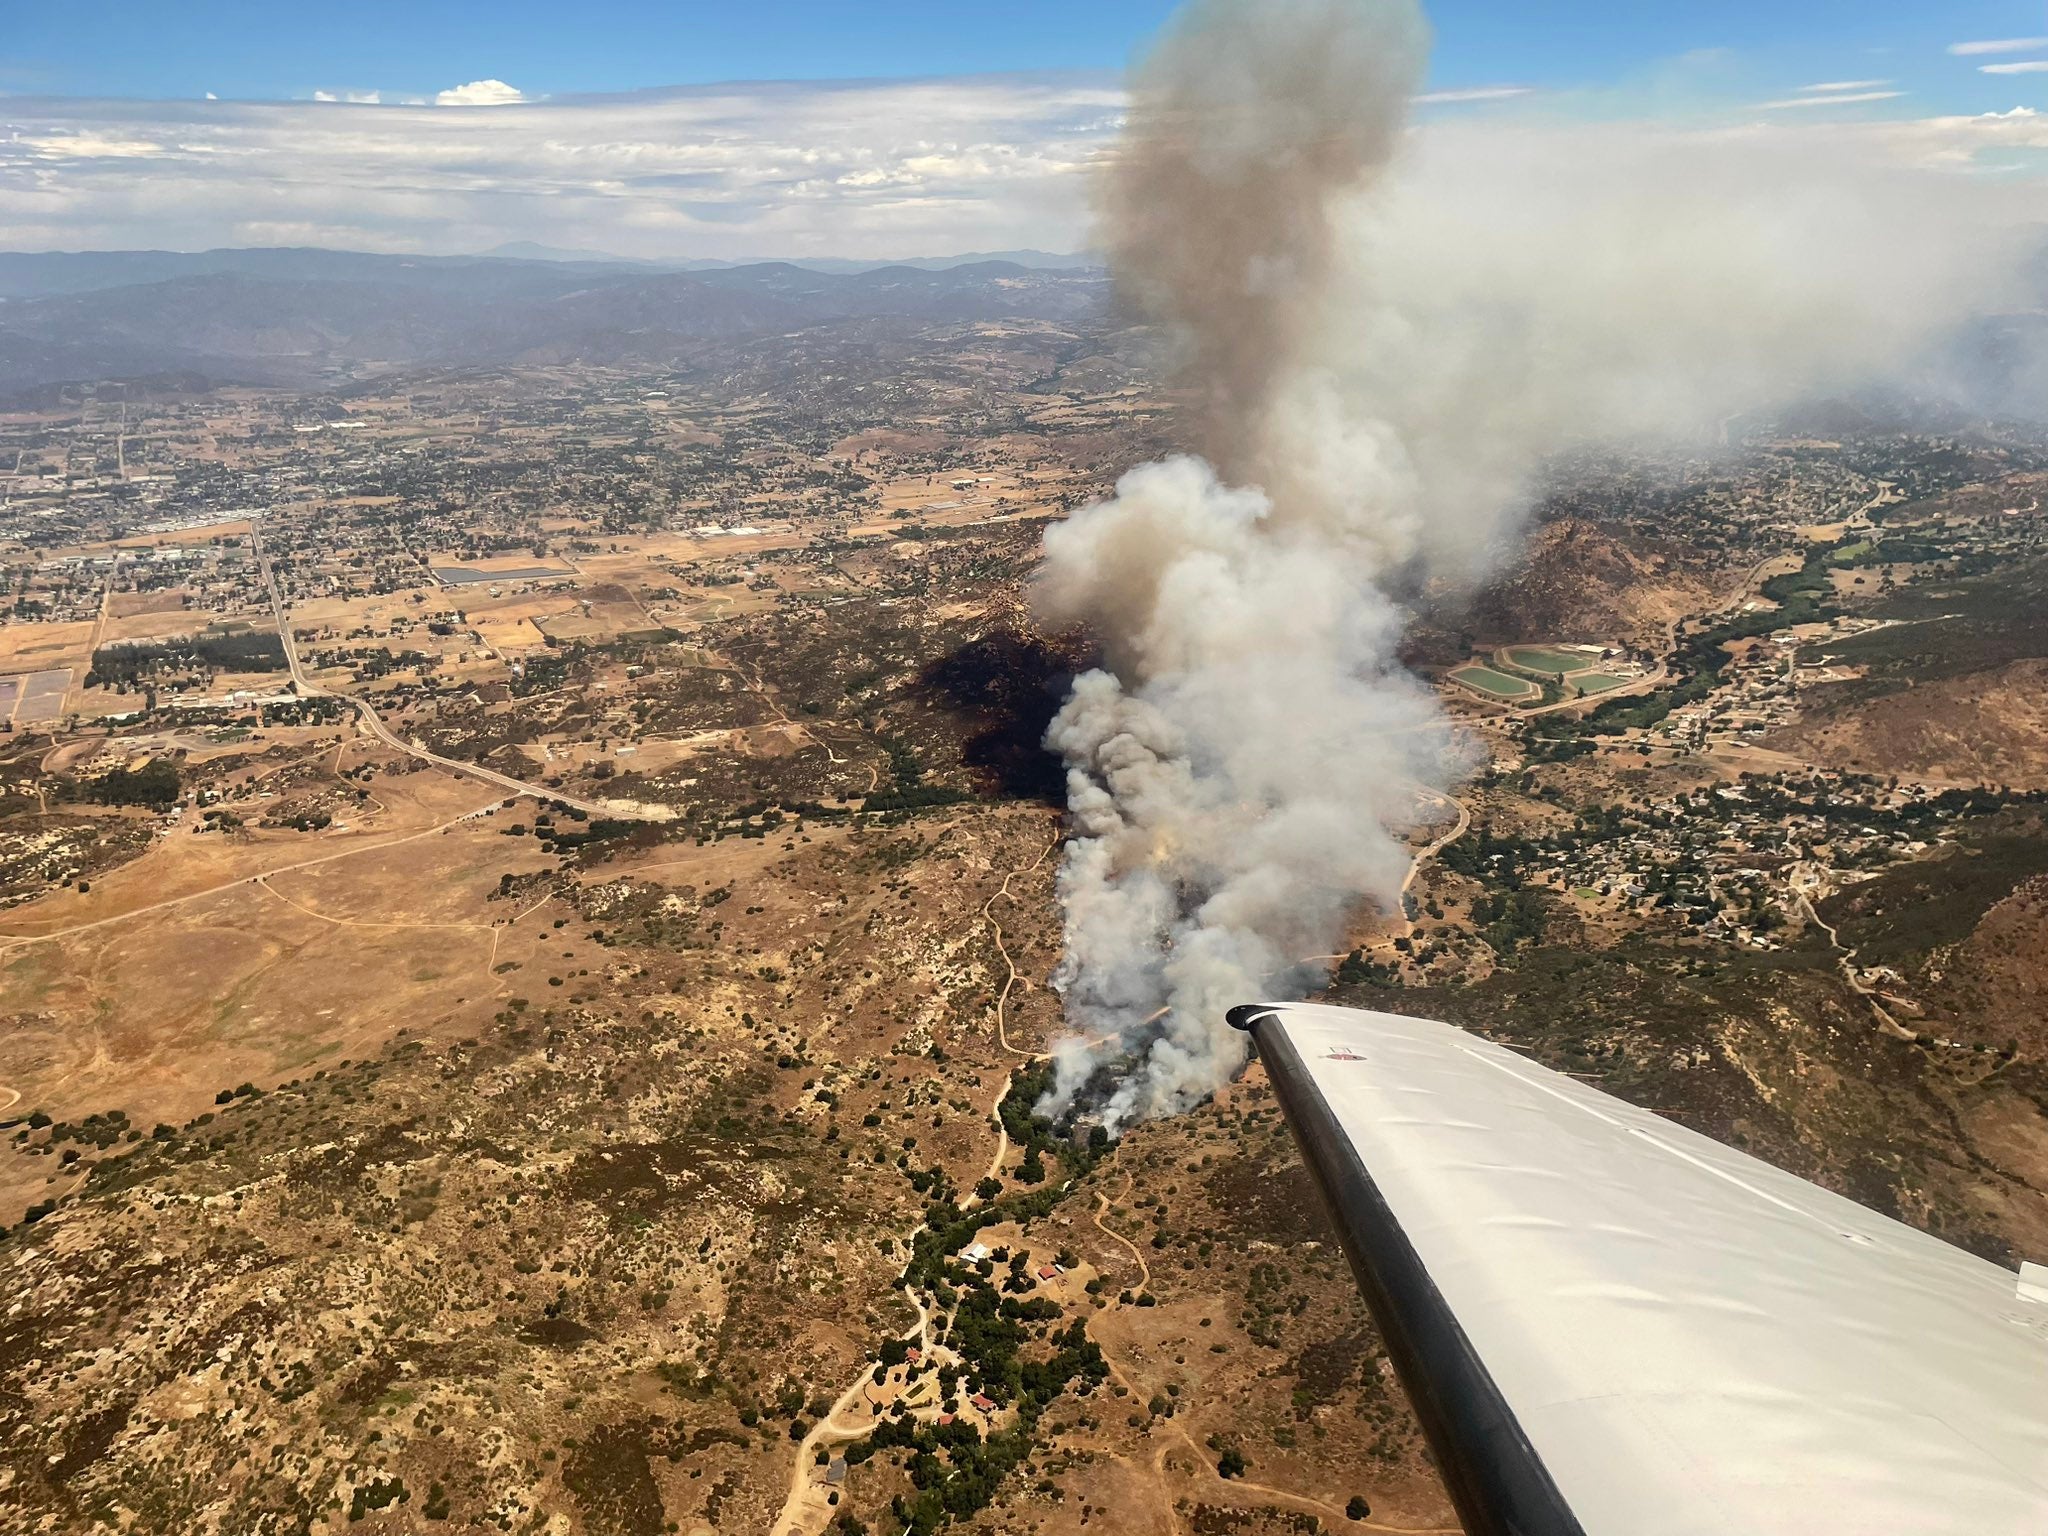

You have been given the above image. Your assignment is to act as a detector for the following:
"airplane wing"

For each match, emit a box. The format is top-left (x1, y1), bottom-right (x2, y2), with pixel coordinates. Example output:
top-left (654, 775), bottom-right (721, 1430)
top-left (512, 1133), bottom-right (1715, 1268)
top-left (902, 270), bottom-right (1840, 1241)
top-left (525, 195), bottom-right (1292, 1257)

top-left (1225, 1001), bottom-right (2048, 1536)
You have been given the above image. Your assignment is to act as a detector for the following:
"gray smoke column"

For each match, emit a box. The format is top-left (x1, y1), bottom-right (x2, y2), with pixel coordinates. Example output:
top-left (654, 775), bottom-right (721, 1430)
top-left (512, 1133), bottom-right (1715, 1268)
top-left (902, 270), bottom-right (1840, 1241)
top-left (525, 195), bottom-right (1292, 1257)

top-left (1035, 0), bottom-right (1441, 1129)
top-left (1097, 0), bottom-right (1429, 474)
top-left (1035, 0), bottom-right (2016, 1128)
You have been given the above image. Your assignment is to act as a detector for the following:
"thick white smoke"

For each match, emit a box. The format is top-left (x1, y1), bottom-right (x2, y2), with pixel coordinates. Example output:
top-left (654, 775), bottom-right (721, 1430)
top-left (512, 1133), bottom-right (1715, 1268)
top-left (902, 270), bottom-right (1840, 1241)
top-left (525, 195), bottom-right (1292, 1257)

top-left (1035, 0), bottom-right (2028, 1127)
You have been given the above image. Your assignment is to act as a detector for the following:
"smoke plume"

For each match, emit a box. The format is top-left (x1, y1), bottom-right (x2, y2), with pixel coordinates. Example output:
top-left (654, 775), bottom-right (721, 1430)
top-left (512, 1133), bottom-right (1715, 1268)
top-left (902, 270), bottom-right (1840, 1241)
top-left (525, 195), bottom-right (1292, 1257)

top-left (1035, 0), bottom-right (2024, 1128)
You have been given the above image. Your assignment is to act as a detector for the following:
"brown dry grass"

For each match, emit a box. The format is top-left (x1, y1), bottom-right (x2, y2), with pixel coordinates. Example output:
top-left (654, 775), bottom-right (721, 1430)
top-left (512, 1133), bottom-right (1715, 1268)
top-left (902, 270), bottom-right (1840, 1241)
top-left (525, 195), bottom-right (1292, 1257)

top-left (108, 519), bottom-right (252, 548)
top-left (0, 777), bottom-right (575, 1219)
top-left (1771, 658), bottom-right (2048, 789)
top-left (0, 621), bottom-right (95, 673)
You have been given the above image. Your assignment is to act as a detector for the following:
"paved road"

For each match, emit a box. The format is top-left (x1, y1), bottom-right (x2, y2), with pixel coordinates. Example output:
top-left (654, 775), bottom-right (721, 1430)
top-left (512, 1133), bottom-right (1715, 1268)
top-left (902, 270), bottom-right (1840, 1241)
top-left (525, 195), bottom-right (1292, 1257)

top-left (251, 526), bottom-right (662, 822)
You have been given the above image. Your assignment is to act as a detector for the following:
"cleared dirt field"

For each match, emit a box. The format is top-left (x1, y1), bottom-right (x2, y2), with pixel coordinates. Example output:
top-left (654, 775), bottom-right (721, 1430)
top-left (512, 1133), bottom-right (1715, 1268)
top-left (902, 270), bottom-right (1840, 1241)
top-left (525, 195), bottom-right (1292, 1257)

top-left (430, 563), bottom-right (577, 587)
top-left (0, 777), bottom-right (573, 1222)
top-left (432, 585), bottom-right (654, 651)
top-left (0, 619), bottom-right (95, 674)
top-left (290, 586), bottom-right (436, 624)
top-left (576, 528), bottom-right (806, 576)
top-left (472, 612), bottom-right (549, 650)
top-left (517, 730), bottom-right (733, 777)
top-left (108, 519), bottom-right (253, 548)
top-left (106, 588), bottom-right (197, 619)
top-left (98, 608), bottom-right (220, 645)
top-left (534, 598), bottom-right (656, 643)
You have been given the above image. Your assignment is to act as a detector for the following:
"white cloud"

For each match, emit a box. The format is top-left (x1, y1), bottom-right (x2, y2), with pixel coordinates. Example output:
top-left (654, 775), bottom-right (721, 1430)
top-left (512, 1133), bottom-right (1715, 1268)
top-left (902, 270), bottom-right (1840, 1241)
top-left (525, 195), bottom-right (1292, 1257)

top-left (1755, 90), bottom-right (1904, 109)
top-left (15, 130), bottom-right (171, 159)
top-left (312, 89), bottom-right (383, 105)
top-left (1949, 38), bottom-right (2048, 56)
top-left (1798, 80), bottom-right (1890, 93)
top-left (0, 71), bottom-right (2041, 263)
top-left (435, 79), bottom-right (527, 107)
top-left (1978, 60), bottom-right (2048, 76)
top-left (1413, 86), bottom-right (1531, 104)
top-left (0, 74), bottom-right (1123, 258)
top-left (1844, 104), bottom-right (2048, 173)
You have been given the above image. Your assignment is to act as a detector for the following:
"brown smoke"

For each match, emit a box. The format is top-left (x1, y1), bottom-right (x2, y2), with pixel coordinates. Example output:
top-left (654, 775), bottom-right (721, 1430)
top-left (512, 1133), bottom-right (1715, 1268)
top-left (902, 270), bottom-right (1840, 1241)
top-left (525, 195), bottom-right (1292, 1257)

top-left (1101, 0), bottom-right (1429, 474)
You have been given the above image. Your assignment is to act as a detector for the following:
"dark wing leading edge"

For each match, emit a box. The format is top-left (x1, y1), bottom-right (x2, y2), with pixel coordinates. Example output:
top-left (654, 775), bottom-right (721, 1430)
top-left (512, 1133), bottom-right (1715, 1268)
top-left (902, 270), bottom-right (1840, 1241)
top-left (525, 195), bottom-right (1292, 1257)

top-left (1227, 1001), bottom-right (2048, 1536)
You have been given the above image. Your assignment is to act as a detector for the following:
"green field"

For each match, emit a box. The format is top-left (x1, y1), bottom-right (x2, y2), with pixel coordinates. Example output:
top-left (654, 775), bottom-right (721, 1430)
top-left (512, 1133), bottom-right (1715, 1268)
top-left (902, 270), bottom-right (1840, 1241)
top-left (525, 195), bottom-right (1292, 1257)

top-left (1569, 672), bottom-right (1629, 696)
top-left (1501, 644), bottom-right (1602, 676)
top-left (1450, 664), bottom-right (1539, 700)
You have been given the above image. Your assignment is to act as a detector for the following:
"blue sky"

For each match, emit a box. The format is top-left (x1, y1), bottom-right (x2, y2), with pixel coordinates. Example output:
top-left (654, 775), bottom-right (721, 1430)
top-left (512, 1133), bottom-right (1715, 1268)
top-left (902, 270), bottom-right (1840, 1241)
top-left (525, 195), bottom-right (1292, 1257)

top-left (5, 2), bottom-right (2048, 257)
top-left (6, 0), bottom-right (2048, 111)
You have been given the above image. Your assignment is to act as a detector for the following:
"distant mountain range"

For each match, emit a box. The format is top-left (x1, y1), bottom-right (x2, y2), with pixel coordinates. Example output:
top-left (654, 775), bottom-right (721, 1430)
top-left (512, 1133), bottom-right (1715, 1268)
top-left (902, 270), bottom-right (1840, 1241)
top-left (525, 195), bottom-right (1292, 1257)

top-left (480, 241), bottom-right (1097, 274)
top-left (0, 245), bottom-right (1100, 301)
top-left (0, 246), bottom-right (1110, 396)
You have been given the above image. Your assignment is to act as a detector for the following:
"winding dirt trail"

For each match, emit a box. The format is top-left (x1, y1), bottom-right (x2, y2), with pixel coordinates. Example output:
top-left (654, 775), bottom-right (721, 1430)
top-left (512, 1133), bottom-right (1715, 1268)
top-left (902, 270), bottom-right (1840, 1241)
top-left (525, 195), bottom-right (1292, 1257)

top-left (772, 831), bottom-right (1058, 1536)
top-left (962, 834), bottom-right (1065, 1195)
top-left (1401, 788), bottom-right (1469, 913)
top-left (1085, 1193), bottom-right (1455, 1536)
top-left (776, 824), bottom-right (1453, 1535)
top-left (1795, 878), bottom-right (1915, 1041)
top-left (1188, 1451), bottom-right (1460, 1536)
top-left (724, 652), bottom-right (844, 763)
top-left (1303, 785), bottom-right (1470, 966)
top-left (985, 834), bottom-right (1060, 1062)
top-left (1092, 1178), bottom-right (1152, 1294)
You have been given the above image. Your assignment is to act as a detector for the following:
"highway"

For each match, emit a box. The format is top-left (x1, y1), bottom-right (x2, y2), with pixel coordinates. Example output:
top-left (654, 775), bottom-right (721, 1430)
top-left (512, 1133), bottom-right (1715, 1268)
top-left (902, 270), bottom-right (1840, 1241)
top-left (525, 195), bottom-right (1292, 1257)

top-left (250, 525), bottom-right (663, 822)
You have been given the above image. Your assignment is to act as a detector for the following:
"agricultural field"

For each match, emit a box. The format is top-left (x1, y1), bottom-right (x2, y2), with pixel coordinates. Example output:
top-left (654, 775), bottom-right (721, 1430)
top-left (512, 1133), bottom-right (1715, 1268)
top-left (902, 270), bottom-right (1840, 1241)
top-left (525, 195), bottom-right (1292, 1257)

top-left (1568, 671), bottom-right (1628, 695)
top-left (1499, 642), bottom-right (1608, 675)
top-left (1448, 663), bottom-right (1538, 701)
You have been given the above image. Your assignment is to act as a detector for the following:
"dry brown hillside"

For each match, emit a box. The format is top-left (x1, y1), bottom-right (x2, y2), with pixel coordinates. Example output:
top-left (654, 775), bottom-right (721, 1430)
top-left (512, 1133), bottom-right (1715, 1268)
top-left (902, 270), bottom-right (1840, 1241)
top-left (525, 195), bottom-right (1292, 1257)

top-left (1457, 519), bottom-right (1723, 650)
top-left (1772, 658), bottom-right (2048, 789)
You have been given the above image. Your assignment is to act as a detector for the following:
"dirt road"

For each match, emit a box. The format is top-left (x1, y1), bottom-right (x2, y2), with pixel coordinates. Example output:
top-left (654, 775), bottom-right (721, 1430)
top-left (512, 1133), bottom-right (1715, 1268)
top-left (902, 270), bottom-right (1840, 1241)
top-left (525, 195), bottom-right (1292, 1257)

top-left (1793, 872), bottom-right (1916, 1042)
top-left (1086, 1193), bottom-right (1455, 1536)
top-left (0, 801), bottom-right (498, 950)
top-left (774, 835), bottom-right (1057, 1536)
top-left (251, 525), bottom-right (663, 821)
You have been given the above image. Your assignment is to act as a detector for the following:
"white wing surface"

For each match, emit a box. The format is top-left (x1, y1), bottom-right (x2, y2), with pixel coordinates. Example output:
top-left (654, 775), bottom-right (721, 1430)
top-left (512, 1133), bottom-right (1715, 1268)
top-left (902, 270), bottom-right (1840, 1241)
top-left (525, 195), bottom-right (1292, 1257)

top-left (1226, 1001), bottom-right (2048, 1536)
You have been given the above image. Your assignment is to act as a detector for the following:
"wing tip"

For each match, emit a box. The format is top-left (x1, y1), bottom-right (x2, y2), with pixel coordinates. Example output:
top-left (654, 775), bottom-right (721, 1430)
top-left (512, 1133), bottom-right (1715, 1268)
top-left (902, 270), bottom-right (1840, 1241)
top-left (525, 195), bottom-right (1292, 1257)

top-left (1225, 1002), bottom-right (1281, 1032)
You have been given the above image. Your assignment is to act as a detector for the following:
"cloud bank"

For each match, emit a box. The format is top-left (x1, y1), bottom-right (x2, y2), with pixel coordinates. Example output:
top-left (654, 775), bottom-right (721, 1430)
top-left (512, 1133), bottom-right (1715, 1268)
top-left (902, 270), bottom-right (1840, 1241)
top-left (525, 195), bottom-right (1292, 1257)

top-left (1949, 38), bottom-right (2048, 57)
top-left (4, 59), bottom-right (2048, 261)
top-left (0, 75), bottom-right (1124, 259)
